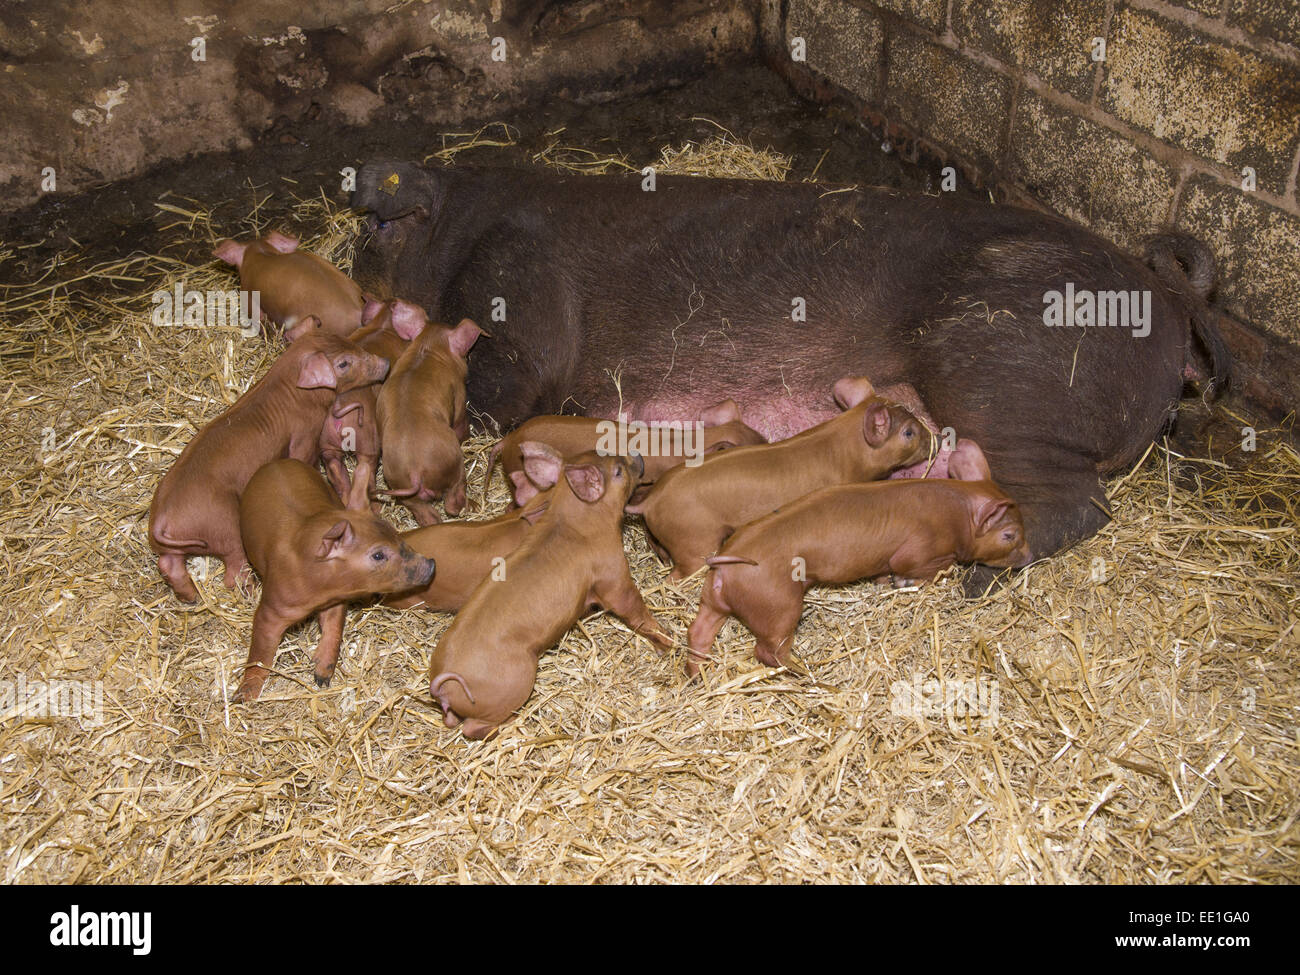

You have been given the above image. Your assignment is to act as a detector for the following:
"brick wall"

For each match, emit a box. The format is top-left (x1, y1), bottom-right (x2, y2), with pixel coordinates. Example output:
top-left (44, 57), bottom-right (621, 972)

top-left (768, 0), bottom-right (1300, 415)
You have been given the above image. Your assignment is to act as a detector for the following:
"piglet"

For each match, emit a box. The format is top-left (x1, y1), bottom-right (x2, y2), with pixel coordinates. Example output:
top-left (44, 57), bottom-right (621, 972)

top-left (686, 441), bottom-right (1032, 674)
top-left (319, 299), bottom-right (427, 510)
top-left (629, 377), bottom-right (929, 578)
top-left (235, 459), bottom-right (435, 701)
top-left (213, 230), bottom-right (364, 339)
top-left (427, 443), bottom-right (671, 740)
top-left (148, 332), bottom-right (390, 601)
top-left (375, 316), bottom-right (481, 525)
top-left (384, 491), bottom-right (549, 612)
top-left (494, 399), bottom-right (767, 507)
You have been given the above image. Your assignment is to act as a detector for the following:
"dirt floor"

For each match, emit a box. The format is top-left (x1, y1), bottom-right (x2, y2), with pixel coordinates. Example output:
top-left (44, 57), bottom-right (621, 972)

top-left (0, 64), bottom-right (1296, 884)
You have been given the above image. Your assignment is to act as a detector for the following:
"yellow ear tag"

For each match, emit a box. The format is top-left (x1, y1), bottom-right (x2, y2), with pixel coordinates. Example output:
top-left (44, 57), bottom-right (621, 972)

top-left (380, 172), bottom-right (400, 196)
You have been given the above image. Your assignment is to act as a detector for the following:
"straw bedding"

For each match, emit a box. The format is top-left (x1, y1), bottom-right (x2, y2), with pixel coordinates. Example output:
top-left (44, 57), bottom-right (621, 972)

top-left (0, 135), bottom-right (1296, 884)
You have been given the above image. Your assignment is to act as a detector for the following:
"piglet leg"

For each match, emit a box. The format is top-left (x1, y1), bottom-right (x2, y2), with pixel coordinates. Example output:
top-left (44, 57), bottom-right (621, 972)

top-left (593, 572), bottom-right (673, 652)
top-left (322, 452), bottom-right (354, 505)
top-left (157, 553), bottom-right (199, 603)
top-left (313, 603), bottom-right (346, 687)
top-left (236, 603), bottom-right (293, 701)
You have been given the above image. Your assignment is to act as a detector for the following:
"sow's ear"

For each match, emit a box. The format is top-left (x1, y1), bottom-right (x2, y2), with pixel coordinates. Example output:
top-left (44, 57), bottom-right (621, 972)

top-left (833, 376), bottom-right (876, 410)
top-left (564, 463), bottom-right (606, 503)
top-left (353, 160), bottom-right (438, 222)
top-left (264, 230), bottom-right (299, 253)
top-left (317, 520), bottom-right (356, 559)
top-left (520, 441), bottom-right (564, 491)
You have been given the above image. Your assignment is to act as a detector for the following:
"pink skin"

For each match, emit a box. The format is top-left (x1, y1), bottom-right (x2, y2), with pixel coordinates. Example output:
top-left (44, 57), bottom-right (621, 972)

top-left (620, 381), bottom-right (954, 478)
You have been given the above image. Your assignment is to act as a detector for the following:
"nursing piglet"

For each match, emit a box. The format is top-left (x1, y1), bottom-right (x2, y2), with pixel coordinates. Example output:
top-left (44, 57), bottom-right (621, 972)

top-left (427, 443), bottom-right (671, 740)
top-left (375, 316), bottom-right (481, 525)
top-left (494, 399), bottom-right (766, 506)
top-left (213, 230), bottom-right (364, 338)
top-left (235, 459), bottom-right (435, 701)
top-left (686, 442), bottom-right (1032, 675)
top-left (319, 299), bottom-right (426, 509)
top-left (149, 332), bottom-right (390, 601)
top-left (630, 377), bottom-right (928, 578)
top-left (384, 491), bottom-right (549, 612)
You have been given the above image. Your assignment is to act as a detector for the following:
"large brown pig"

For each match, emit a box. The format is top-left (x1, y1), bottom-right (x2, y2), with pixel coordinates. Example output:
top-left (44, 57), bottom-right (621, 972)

top-left (235, 459), bottom-right (435, 701)
top-left (375, 316), bottom-right (481, 525)
top-left (630, 377), bottom-right (928, 578)
top-left (427, 443), bottom-right (671, 740)
top-left (494, 398), bottom-right (766, 506)
top-left (214, 230), bottom-right (364, 338)
top-left (351, 162), bottom-right (1229, 574)
top-left (687, 442), bottom-right (1031, 675)
top-left (319, 298), bottom-right (426, 509)
top-left (148, 332), bottom-right (390, 600)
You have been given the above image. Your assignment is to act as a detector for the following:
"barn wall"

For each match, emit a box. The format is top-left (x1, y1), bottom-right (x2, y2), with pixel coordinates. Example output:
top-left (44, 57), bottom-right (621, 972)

top-left (0, 0), bottom-right (756, 207)
top-left (766, 0), bottom-right (1300, 415)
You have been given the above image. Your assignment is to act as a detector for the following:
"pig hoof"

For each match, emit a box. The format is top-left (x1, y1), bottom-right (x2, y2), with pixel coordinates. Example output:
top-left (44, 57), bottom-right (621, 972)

top-left (232, 682), bottom-right (260, 703)
top-left (313, 670), bottom-right (334, 688)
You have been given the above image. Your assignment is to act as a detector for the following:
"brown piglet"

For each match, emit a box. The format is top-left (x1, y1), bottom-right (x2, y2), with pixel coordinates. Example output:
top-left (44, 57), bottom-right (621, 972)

top-left (149, 332), bottom-right (390, 601)
top-left (235, 459), bottom-right (435, 701)
top-left (213, 230), bottom-right (364, 338)
top-left (384, 491), bottom-right (550, 612)
top-left (375, 316), bottom-right (481, 525)
top-left (687, 441), bottom-right (1032, 674)
top-left (493, 398), bottom-right (767, 507)
top-left (319, 299), bottom-right (426, 510)
top-left (629, 377), bottom-right (929, 578)
top-left (427, 443), bottom-right (671, 740)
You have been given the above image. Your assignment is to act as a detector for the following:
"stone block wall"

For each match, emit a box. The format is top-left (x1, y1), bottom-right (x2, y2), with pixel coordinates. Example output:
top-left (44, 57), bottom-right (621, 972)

top-left (767, 0), bottom-right (1300, 414)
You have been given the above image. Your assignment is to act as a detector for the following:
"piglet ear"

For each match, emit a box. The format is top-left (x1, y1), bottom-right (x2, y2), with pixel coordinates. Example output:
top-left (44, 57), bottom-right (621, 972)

top-left (361, 296), bottom-right (386, 325)
top-left (264, 230), bottom-right (299, 253)
top-left (298, 350), bottom-right (339, 389)
top-left (698, 398), bottom-right (741, 426)
top-left (317, 519), bottom-right (355, 559)
top-left (213, 239), bottom-right (246, 266)
top-left (833, 376), bottom-right (876, 410)
top-left (948, 439), bottom-right (992, 481)
top-left (520, 441), bottom-right (564, 491)
top-left (284, 315), bottom-right (322, 344)
top-left (862, 402), bottom-right (892, 447)
top-left (564, 463), bottom-right (606, 503)
top-left (447, 318), bottom-right (481, 360)
top-left (389, 300), bottom-right (427, 342)
top-left (974, 498), bottom-right (1014, 536)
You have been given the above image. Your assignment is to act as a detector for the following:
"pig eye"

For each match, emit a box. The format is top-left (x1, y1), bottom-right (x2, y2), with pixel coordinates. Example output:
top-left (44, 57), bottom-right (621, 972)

top-left (370, 549), bottom-right (388, 563)
top-left (378, 221), bottom-right (391, 230)
top-left (337, 358), bottom-right (351, 371)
